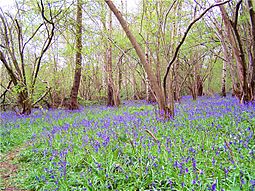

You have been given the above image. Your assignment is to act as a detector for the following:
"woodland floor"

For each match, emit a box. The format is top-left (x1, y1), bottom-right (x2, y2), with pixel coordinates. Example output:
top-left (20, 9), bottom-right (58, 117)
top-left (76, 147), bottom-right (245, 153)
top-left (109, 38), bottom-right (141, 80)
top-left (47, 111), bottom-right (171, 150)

top-left (0, 143), bottom-right (30, 191)
top-left (0, 96), bottom-right (254, 190)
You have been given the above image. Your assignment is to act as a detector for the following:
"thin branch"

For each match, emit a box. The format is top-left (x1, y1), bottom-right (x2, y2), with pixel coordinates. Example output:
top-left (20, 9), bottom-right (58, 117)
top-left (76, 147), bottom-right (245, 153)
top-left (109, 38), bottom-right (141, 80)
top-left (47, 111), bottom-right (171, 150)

top-left (22, 23), bottom-right (44, 54)
top-left (140, 0), bottom-right (145, 33)
top-left (32, 87), bottom-right (51, 107)
top-left (0, 80), bottom-right (13, 99)
top-left (116, 48), bottom-right (132, 66)
top-left (163, 0), bottom-right (177, 34)
top-left (145, 129), bottom-right (158, 142)
top-left (39, 0), bottom-right (53, 25)
top-left (233, 0), bottom-right (242, 29)
top-left (0, 50), bottom-right (18, 85)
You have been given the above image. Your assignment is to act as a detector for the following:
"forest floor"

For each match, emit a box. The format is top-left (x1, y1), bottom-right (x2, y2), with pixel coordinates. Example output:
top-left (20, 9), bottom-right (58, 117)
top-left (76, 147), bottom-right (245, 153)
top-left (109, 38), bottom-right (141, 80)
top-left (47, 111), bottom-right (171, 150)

top-left (0, 96), bottom-right (254, 190)
top-left (0, 143), bottom-right (30, 191)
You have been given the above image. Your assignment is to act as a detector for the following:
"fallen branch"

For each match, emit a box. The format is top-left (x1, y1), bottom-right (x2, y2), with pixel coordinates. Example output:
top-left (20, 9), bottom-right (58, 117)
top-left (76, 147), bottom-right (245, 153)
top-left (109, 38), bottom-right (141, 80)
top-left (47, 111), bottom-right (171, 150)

top-left (145, 129), bottom-right (159, 142)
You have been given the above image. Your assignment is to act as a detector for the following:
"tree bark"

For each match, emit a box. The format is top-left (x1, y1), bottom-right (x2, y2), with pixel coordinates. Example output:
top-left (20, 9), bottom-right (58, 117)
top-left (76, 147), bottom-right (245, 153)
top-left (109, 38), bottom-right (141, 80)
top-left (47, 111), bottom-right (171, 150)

top-left (221, 60), bottom-right (227, 97)
top-left (106, 9), bottom-right (114, 106)
top-left (70, 0), bottom-right (83, 109)
top-left (106, 9), bottom-right (120, 107)
top-left (248, 0), bottom-right (255, 100)
top-left (145, 46), bottom-right (156, 103)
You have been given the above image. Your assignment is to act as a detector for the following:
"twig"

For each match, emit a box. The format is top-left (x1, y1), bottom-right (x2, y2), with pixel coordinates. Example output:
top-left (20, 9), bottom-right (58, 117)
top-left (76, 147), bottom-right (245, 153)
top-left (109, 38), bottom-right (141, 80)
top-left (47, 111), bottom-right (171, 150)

top-left (145, 129), bottom-right (158, 142)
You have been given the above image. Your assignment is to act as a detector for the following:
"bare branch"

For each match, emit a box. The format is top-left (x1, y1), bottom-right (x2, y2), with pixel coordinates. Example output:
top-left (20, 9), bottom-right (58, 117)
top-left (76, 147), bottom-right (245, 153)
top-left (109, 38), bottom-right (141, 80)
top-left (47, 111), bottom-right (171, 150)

top-left (32, 87), bottom-right (51, 107)
top-left (22, 23), bottom-right (44, 54)
top-left (233, 0), bottom-right (242, 29)
top-left (163, 0), bottom-right (177, 34)
top-left (0, 80), bottom-right (13, 99)
top-left (0, 50), bottom-right (18, 85)
top-left (38, 0), bottom-right (53, 25)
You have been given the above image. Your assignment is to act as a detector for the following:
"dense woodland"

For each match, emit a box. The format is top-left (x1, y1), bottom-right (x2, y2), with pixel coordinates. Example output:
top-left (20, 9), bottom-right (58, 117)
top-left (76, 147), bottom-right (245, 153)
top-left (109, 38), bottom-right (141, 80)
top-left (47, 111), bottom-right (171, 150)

top-left (0, 0), bottom-right (254, 117)
top-left (1, 1), bottom-right (255, 190)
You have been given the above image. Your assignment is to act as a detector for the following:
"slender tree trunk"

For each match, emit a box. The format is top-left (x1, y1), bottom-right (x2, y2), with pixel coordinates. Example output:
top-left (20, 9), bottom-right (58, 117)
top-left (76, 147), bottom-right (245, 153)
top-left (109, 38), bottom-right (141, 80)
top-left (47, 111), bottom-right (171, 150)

top-left (221, 60), bottom-right (227, 97)
top-left (192, 57), bottom-right (198, 100)
top-left (106, 10), bottom-right (114, 106)
top-left (132, 71), bottom-right (137, 99)
top-left (156, 10), bottom-right (161, 87)
top-left (145, 48), bottom-right (156, 103)
top-left (197, 75), bottom-right (203, 96)
top-left (118, 59), bottom-right (122, 93)
top-left (70, 0), bottom-right (82, 109)
top-left (106, 10), bottom-right (120, 106)
top-left (248, 0), bottom-right (255, 100)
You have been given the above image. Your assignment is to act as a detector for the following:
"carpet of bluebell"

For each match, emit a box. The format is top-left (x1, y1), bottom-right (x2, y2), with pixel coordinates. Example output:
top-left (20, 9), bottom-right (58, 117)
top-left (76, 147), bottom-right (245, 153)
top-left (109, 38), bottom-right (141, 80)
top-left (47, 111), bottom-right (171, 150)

top-left (1, 96), bottom-right (255, 190)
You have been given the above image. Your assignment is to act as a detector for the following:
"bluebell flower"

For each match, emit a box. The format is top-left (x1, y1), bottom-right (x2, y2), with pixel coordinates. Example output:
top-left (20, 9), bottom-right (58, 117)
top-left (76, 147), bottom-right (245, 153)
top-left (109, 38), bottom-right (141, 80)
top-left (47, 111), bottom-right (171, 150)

top-left (211, 181), bottom-right (216, 191)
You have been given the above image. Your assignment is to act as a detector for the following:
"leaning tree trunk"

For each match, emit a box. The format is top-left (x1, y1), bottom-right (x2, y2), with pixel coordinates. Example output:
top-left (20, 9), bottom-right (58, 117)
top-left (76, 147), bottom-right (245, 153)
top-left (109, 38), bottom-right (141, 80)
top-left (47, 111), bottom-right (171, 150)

top-left (105, 0), bottom-right (170, 118)
top-left (70, 0), bottom-right (82, 109)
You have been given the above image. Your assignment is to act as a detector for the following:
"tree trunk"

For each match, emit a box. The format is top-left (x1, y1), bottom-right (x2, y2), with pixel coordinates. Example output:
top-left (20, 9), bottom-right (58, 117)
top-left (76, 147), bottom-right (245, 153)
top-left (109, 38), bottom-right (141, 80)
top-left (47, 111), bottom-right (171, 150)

top-left (197, 75), bottom-right (203, 96)
top-left (106, 9), bottom-right (114, 106)
top-left (70, 0), bottom-right (82, 109)
top-left (221, 60), bottom-right (227, 97)
top-left (106, 9), bottom-right (120, 106)
top-left (132, 71), bottom-right (137, 99)
top-left (18, 90), bottom-right (32, 114)
top-left (248, 0), bottom-right (255, 100)
top-left (156, 31), bottom-right (161, 86)
top-left (105, 0), bottom-right (170, 117)
top-left (192, 60), bottom-right (198, 100)
top-left (118, 58), bottom-right (122, 93)
top-left (173, 59), bottom-right (181, 102)
top-left (145, 51), bottom-right (156, 103)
